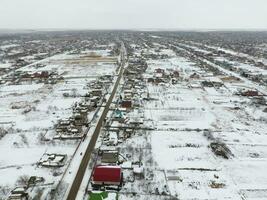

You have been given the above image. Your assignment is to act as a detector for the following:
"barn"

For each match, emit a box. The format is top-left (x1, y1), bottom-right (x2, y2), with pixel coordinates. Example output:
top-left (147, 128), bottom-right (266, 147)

top-left (91, 165), bottom-right (122, 186)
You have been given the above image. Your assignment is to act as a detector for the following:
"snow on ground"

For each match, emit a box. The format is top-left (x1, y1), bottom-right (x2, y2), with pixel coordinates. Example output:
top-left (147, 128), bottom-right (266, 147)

top-left (151, 131), bottom-right (217, 169)
top-left (0, 62), bottom-right (12, 69)
top-left (0, 44), bottom-right (20, 50)
top-left (115, 46), bottom-right (267, 199)
top-left (2, 35), bottom-right (267, 200)
top-left (0, 49), bottom-right (117, 199)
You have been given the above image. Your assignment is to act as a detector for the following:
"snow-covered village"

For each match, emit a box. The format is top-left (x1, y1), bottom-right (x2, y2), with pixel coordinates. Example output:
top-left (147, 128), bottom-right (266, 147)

top-left (0, 30), bottom-right (267, 200)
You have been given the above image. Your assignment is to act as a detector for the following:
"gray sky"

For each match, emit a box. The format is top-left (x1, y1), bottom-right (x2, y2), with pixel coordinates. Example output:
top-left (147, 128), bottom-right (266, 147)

top-left (0, 0), bottom-right (267, 30)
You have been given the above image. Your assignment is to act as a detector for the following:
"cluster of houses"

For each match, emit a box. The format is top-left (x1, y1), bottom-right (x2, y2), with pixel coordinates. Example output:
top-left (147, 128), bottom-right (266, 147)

top-left (2, 69), bottom-right (63, 85)
top-left (201, 77), bottom-right (224, 88)
top-left (178, 41), bottom-right (267, 87)
top-left (55, 75), bottom-right (113, 140)
top-left (147, 68), bottom-right (180, 84)
top-left (88, 57), bottom-right (148, 193)
top-left (54, 102), bottom-right (90, 140)
top-left (0, 33), bottom-right (91, 80)
top-left (7, 176), bottom-right (45, 200)
top-left (237, 89), bottom-right (267, 112)
top-left (7, 186), bottom-right (29, 200)
top-left (213, 58), bottom-right (267, 86)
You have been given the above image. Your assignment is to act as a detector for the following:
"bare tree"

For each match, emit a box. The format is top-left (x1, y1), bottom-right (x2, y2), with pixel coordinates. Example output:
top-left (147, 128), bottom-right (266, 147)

top-left (20, 134), bottom-right (29, 146)
top-left (16, 175), bottom-right (29, 186)
top-left (0, 185), bottom-right (11, 200)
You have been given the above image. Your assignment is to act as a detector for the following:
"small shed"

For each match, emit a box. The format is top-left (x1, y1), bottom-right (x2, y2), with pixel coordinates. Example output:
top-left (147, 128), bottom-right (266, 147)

top-left (147, 78), bottom-right (154, 83)
top-left (8, 187), bottom-right (29, 200)
top-left (101, 150), bottom-right (119, 163)
top-left (241, 90), bottom-right (260, 97)
top-left (91, 89), bottom-right (102, 97)
top-left (121, 100), bottom-right (132, 108)
top-left (155, 68), bottom-right (165, 74)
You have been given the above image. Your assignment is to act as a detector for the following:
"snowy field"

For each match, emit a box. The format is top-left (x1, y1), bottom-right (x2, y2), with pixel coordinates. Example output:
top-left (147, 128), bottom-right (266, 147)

top-left (84, 41), bottom-right (267, 200)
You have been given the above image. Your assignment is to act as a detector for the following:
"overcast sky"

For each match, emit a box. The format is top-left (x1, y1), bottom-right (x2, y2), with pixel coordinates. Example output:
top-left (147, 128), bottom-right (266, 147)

top-left (0, 0), bottom-right (267, 30)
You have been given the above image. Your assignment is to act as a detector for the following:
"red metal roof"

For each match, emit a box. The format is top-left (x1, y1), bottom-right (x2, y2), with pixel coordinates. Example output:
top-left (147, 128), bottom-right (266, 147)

top-left (92, 165), bottom-right (121, 183)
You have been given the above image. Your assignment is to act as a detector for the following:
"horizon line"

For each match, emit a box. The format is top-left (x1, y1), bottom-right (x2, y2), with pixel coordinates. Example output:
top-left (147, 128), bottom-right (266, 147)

top-left (1, 28), bottom-right (267, 33)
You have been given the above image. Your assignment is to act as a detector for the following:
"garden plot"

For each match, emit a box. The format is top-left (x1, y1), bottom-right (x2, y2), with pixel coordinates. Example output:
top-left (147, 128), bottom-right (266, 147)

top-left (48, 51), bottom-right (117, 73)
top-left (121, 169), bottom-right (168, 195)
top-left (0, 83), bottom-right (44, 94)
top-left (225, 160), bottom-right (267, 190)
top-left (80, 49), bottom-right (112, 56)
top-left (240, 189), bottom-right (267, 200)
top-left (0, 83), bottom-right (48, 125)
top-left (17, 50), bottom-right (117, 78)
top-left (118, 194), bottom-right (174, 200)
top-left (166, 169), bottom-right (241, 199)
top-left (58, 62), bottom-right (117, 78)
top-left (151, 131), bottom-right (217, 170)
top-left (213, 131), bottom-right (267, 144)
top-left (229, 144), bottom-right (267, 159)
top-left (224, 105), bottom-right (266, 132)
top-left (0, 141), bottom-right (75, 186)
top-left (146, 56), bottom-right (199, 75)
top-left (146, 108), bottom-right (213, 130)
top-left (120, 152), bottom-right (168, 197)
top-left (145, 84), bottom-right (216, 130)
top-left (216, 56), bottom-right (267, 75)
top-left (198, 89), bottom-right (265, 132)
top-left (203, 86), bottom-right (221, 96)
top-left (119, 133), bottom-right (151, 151)
top-left (244, 105), bottom-right (267, 121)
top-left (0, 79), bottom-right (89, 132)
top-left (16, 52), bottom-right (73, 73)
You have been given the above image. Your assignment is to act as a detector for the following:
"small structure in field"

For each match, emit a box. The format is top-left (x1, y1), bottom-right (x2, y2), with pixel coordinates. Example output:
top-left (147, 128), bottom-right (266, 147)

top-left (27, 176), bottom-right (45, 187)
top-left (91, 89), bottom-right (102, 97)
top-left (155, 68), bottom-right (165, 74)
top-left (101, 150), bottom-right (119, 164)
top-left (241, 90), bottom-right (261, 97)
top-left (121, 100), bottom-right (132, 109)
top-left (171, 70), bottom-right (180, 78)
top-left (106, 132), bottom-right (118, 146)
top-left (38, 153), bottom-right (67, 167)
top-left (201, 80), bottom-right (214, 87)
top-left (7, 187), bottom-right (29, 200)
